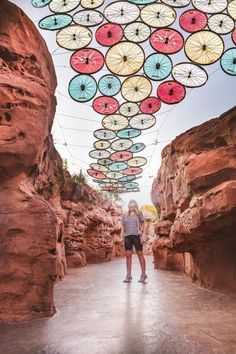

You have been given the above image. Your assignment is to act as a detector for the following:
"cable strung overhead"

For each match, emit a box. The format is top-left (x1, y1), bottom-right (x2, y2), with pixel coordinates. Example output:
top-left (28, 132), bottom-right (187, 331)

top-left (32, 0), bottom-right (236, 193)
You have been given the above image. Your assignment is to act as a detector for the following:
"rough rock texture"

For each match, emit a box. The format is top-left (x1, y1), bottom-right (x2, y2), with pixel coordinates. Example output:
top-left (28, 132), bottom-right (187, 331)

top-left (0, 1), bottom-right (123, 323)
top-left (142, 213), bottom-right (156, 255)
top-left (151, 107), bottom-right (236, 294)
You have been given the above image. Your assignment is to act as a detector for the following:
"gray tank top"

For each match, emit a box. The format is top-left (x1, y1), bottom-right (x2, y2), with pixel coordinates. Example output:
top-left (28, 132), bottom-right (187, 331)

top-left (121, 212), bottom-right (144, 237)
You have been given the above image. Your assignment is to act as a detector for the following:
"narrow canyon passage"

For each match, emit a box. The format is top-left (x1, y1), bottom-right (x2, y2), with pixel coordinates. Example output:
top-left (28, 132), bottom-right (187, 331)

top-left (1, 256), bottom-right (236, 354)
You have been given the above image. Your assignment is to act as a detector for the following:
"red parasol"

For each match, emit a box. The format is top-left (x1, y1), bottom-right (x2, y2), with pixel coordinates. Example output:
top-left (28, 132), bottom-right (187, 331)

top-left (95, 23), bottom-right (123, 46)
top-left (140, 97), bottom-right (161, 114)
top-left (157, 80), bottom-right (186, 104)
top-left (92, 96), bottom-right (119, 115)
top-left (150, 28), bottom-right (184, 54)
top-left (179, 10), bottom-right (207, 33)
top-left (70, 48), bottom-right (104, 74)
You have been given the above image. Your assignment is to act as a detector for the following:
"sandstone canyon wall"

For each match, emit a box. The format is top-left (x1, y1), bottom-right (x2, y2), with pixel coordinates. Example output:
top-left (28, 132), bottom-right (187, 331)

top-left (0, 0), bottom-right (123, 323)
top-left (151, 107), bottom-right (236, 294)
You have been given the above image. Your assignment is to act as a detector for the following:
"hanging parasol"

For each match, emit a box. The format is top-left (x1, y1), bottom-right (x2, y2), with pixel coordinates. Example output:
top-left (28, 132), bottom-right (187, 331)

top-left (89, 149), bottom-right (110, 159)
top-left (124, 182), bottom-right (139, 189)
top-left (119, 102), bottom-right (139, 117)
top-left (172, 62), bottom-right (208, 87)
top-left (232, 29), bottom-right (236, 45)
top-left (228, 0), bottom-right (236, 20)
top-left (121, 76), bottom-right (152, 102)
top-left (73, 10), bottom-right (103, 27)
top-left (92, 96), bottom-right (119, 115)
top-left (110, 138), bottom-right (133, 151)
top-left (208, 14), bottom-right (234, 35)
top-left (93, 139), bottom-right (111, 150)
top-left (93, 128), bottom-right (116, 140)
top-left (32, 0), bottom-right (51, 7)
top-left (90, 163), bottom-right (108, 172)
top-left (129, 142), bottom-right (145, 153)
top-left (127, 156), bottom-right (147, 167)
top-left (95, 23), bottom-right (123, 46)
top-left (140, 3), bottom-right (176, 28)
top-left (101, 186), bottom-right (118, 191)
top-left (119, 175), bottom-right (137, 182)
top-left (109, 162), bottom-right (128, 172)
top-left (123, 167), bottom-right (143, 175)
top-left (157, 80), bottom-right (186, 104)
top-left (140, 97), bottom-right (161, 114)
top-left (49, 0), bottom-right (80, 13)
top-left (102, 114), bottom-right (129, 131)
top-left (179, 9), bottom-right (207, 33)
top-left (98, 75), bottom-right (121, 96)
top-left (87, 169), bottom-right (106, 178)
top-left (117, 127), bottom-right (141, 138)
top-left (69, 74), bottom-right (97, 102)
top-left (70, 48), bottom-right (104, 74)
top-left (104, 1), bottom-right (140, 25)
top-left (110, 151), bottom-right (133, 162)
top-left (97, 158), bottom-right (113, 166)
top-left (150, 29), bottom-right (184, 54)
top-left (81, 0), bottom-right (104, 9)
top-left (56, 25), bottom-right (92, 50)
top-left (144, 53), bottom-right (172, 81)
top-left (124, 22), bottom-right (151, 43)
top-left (106, 171), bottom-right (123, 179)
top-left (184, 30), bottom-right (224, 65)
top-left (130, 114), bottom-right (156, 130)
top-left (127, 0), bottom-right (156, 4)
top-left (220, 48), bottom-right (236, 76)
top-left (160, 0), bottom-right (190, 7)
top-left (192, 0), bottom-right (227, 14)
top-left (105, 42), bottom-right (145, 76)
top-left (39, 14), bottom-right (72, 30)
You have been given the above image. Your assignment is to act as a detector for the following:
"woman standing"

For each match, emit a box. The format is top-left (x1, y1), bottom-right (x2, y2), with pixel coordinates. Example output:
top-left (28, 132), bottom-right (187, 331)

top-left (121, 199), bottom-right (148, 283)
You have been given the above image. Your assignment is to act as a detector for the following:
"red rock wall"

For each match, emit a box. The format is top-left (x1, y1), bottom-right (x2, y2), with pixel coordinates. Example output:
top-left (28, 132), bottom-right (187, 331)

top-left (0, 1), bottom-right (123, 323)
top-left (151, 107), bottom-right (236, 294)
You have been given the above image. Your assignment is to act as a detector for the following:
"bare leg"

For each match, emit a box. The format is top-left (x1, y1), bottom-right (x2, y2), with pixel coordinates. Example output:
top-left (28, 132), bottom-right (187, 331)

top-left (137, 251), bottom-right (146, 274)
top-left (126, 251), bottom-right (132, 277)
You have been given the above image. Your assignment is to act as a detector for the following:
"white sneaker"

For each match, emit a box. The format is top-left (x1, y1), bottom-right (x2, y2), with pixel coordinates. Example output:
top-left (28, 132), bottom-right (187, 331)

top-left (138, 274), bottom-right (148, 283)
top-left (123, 275), bottom-right (132, 283)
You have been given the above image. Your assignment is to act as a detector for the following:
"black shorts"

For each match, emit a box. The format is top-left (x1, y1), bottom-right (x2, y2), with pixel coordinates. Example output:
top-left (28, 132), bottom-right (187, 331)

top-left (124, 235), bottom-right (143, 252)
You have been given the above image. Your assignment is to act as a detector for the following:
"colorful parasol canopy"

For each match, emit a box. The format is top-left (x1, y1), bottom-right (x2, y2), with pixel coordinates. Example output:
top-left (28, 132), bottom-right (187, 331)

top-left (110, 138), bottom-right (133, 151)
top-left (93, 139), bottom-right (111, 150)
top-left (106, 42), bottom-right (145, 76)
top-left (123, 167), bottom-right (143, 175)
top-left (93, 128), bottom-right (116, 140)
top-left (39, 14), bottom-right (72, 30)
top-left (192, 0), bottom-right (227, 14)
top-left (140, 97), bottom-right (161, 114)
top-left (109, 162), bottom-right (128, 171)
top-left (81, 0), bottom-right (104, 9)
top-left (73, 10), bottom-right (103, 26)
top-left (92, 96), bottom-right (119, 115)
top-left (32, 0), bottom-right (51, 7)
top-left (56, 25), bottom-right (92, 50)
top-left (220, 48), bottom-right (236, 76)
top-left (150, 28), bottom-right (184, 54)
top-left (70, 48), bottom-right (104, 74)
top-left (95, 23), bottom-right (123, 46)
top-left (228, 0), bottom-right (236, 20)
top-left (90, 163), bottom-right (108, 172)
top-left (110, 151), bottom-right (133, 162)
top-left (124, 22), bottom-right (151, 43)
top-left (87, 169), bottom-right (106, 178)
top-left (97, 158), bottom-right (113, 166)
top-left (129, 114), bottom-right (156, 130)
top-left (98, 75), bottom-right (121, 96)
top-left (49, 0), bottom-right (80, 13)
top-left (104, 1), bottom-right (140, 24)
top-left (89, 149), bottom-right (110, 159)
top-left (124, 182), bottom-right (139, 189)
top-left (179, 9), bottom-right (207, 33)
top-left (157, 80), bottom-right (186, 104)
top-left (119, 102), bottom-right (139, 117)
top-left (119, 175), bottom-right (137, 182)
top-left (208, 14), bottom-right (234, 35)
top-left (140, 3), bottom-right (176, 28)
top-left (129, 142), bottom-right (145, 153)
top-left (69, 74), bottom-right (97, 102)
top-left (172, 62), bottom-right (208, 87)
top-left (232, 29), bottom-right (236, 45)
top-left (106, 171), bottom-right (123, 179)
top-left (121, 76), bottom-right (152, 102)
top-left (117, 127), bottom-right (141, 138)
top-left (127, 156), bottom-right (147, 167)
top-left (161, 0), bottom-right (190, 7)
top-left (144, 53), bottom-right (172, 81)
top-left (102, 114), bottom-right (129, 131)
top-left (185, 30), bottom-right (224, 65)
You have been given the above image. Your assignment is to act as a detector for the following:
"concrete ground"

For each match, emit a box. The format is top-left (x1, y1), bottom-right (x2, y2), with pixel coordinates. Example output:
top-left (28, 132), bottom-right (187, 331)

top-left (0, 255), bottom-right (236, 354)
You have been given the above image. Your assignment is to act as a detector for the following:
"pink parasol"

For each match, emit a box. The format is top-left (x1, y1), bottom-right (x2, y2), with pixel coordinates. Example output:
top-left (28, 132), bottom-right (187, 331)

top-left (123, 167), bottom-right (143, 175)
top-left (110, 151), bottom-right (133, 162)
top-left (179, 10), bottom-right (207, 33)
top-left (140, 97), bottom-right (161, 114)
top-left (70, 48), bottom-right (104, 74)
top-left (92, 96), bottom-right (119, 115)
top-left (87, 169), bottom-right (106, 178)
top-left (95, 23), bottom-right (123, 46)
top-left (157, 80), bottom-right (186, 104)
top-left (150, 28), bottom-right (184, 54)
